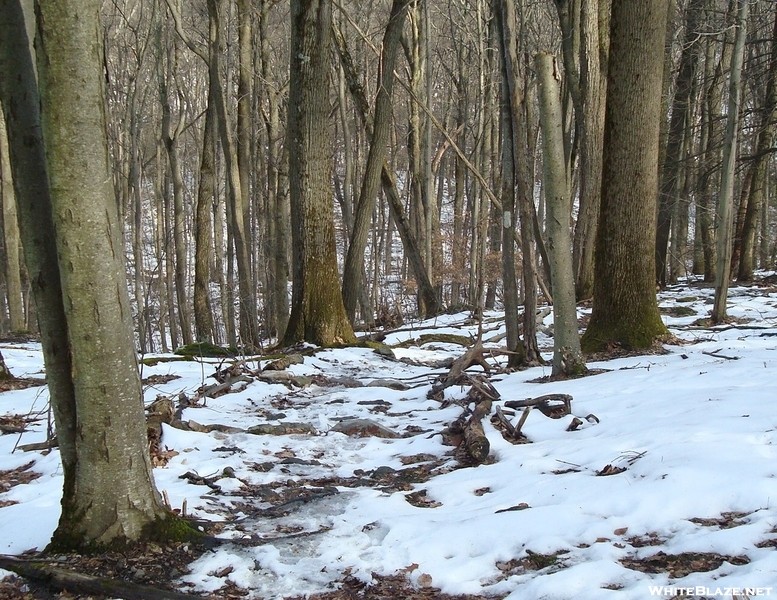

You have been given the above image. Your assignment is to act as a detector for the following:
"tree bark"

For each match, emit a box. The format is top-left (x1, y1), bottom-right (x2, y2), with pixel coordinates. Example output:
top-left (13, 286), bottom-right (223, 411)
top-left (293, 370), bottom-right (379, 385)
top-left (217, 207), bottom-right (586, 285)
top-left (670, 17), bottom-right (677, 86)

top-left (341, 0), bottom-right (411, 324)
top-left (580, 0), bottom-right (669, 352)
top-left (282, 0), bottom-right (355, 347)
top-left (332, 23), bottom-right (441, 318)
top-left (33, 0), bottom-right (171, 546)
top-left (536, 52), bottom-right (586, 376)
top-left (0, 0), bottom-right (78, 540)
top-left (193, 99), bottom-right (216, 343)
top-left (712, 0), bottom-right (749, 322)
top-left (496, 0), bottom-right (541, 365)
top-left (0, 110), bottom-right (24, 332)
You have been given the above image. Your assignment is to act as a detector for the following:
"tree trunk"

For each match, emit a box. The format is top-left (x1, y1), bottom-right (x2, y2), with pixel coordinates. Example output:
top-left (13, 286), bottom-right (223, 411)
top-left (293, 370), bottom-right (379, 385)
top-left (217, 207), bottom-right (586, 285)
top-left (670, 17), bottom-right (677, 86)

top-left (341, 0), bottom-right (411, 324)
top-left (536, 52), bottom-right (585, 376)
top-left (712, 0), bottom-right (748, 322)
top-left (0, 111), bottom-right (24, 332)
top-left (497, 0), bottom-right (541, 364)
top-left (159, 55), bottom-right (193, 347)
top-left (580, 0), bottom-right (669, 352)
top-left (655, 0), bottom-right (703, 287)
top-left (332, 23), bottom-right (441, 318)
top-left (572, 0), bottom-right (609, 301)
top-left (193, 100), bottom-right (216, 343)
top-left (259, 0), bottom-right (289, 339)
top-left (737, 7), bottom-right (777, 282)
top-left (496, 37), bottom-right (522, 368)
top-left (0, 0), bottom-right (78, 510)
top-left (35, 0), bottom-right (172, 546)
top-left (282, 0), bottom-right (355, 347)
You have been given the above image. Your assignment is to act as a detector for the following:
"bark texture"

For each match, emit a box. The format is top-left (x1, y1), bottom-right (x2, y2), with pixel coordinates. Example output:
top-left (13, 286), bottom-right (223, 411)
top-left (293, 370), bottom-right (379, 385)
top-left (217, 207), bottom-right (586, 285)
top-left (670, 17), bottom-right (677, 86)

top-left (282, 0), bottom-right (355, 347)
top-left (580, 0), bottom-right (668, 352)
top-left (35, 0), bottom-right (169, 546)
top-left (536, 52), bottom-right (585, 376)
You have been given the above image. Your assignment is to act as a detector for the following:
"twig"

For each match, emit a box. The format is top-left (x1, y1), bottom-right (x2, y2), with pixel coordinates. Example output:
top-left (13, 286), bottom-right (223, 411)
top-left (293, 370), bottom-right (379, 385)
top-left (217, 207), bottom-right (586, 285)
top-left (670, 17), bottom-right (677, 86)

top-left (702, 349), bottom-right (740, 360)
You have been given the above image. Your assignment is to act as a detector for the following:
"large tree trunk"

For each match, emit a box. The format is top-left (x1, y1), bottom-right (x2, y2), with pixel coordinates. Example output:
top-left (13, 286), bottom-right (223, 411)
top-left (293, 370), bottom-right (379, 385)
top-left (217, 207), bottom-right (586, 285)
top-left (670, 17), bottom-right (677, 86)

top-left (536, 52), bottom-right (585, 376)
top-left (34, 0), bottom-right (171, 546)
top-left (341, 0), bottom-right (411, 324)
top-left (282, 0), bottom-right (355, 347)
top-left (580, 0), bottom-right (669, 352)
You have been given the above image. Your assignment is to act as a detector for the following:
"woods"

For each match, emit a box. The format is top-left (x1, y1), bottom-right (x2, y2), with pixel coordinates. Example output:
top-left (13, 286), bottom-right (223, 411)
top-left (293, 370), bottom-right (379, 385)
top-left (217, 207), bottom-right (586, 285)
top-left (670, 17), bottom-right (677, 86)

top-left (0, 0), bottom-right (777, 550)
top-left (0, 0), bottom-right (773, 348)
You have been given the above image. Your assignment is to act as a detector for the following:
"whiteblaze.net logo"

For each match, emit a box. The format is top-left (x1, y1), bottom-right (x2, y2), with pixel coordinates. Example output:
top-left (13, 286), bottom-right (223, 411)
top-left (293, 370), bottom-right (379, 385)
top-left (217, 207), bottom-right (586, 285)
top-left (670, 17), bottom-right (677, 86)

top-left (648, 586), bottom-right (773, 597)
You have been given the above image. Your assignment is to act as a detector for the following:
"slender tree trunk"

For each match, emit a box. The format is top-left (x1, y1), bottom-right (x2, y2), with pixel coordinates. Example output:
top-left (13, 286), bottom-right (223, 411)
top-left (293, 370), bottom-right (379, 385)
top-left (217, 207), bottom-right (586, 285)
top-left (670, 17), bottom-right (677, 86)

top-left (737, 7), bottom-right (777, 282)
top-left (193, 100), bottom-right (216, 342)
top-left (536, 52), bottom-right (585, 376)
top-left (260, 0), bottom-right (289, 339)
top-left (0, 111), bottom-right (24, 332)
top-left (341, 0), bottom-right (411, 323)
top-left (0, 0), bottom-right (78, 526)
top-left (496, 42), bottom-right (522, 367)
top-left (655, 0), bottom-right (703, 287)
top-left (497, 0), bottom-right (540, 364)
top-left (712, 0), bottom-right (749, 322)
top-left (574, 0), bottom-right (609, 301)
top-left (332, 23), bottom-right (441, 318)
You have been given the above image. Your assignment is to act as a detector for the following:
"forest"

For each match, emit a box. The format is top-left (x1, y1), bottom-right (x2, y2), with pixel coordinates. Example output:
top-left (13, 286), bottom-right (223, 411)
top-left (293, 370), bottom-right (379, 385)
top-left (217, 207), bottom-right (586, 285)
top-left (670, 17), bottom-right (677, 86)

top-left (1, 0), bottom-right (775, 357)
top-left (0, 0), bottom-right (776, 595)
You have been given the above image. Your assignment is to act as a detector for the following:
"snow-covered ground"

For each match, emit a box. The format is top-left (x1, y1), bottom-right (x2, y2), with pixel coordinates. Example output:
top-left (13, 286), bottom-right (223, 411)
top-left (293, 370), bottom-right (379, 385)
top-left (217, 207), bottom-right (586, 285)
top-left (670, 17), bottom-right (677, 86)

top-left (2, 280), bottom-right (777, 599)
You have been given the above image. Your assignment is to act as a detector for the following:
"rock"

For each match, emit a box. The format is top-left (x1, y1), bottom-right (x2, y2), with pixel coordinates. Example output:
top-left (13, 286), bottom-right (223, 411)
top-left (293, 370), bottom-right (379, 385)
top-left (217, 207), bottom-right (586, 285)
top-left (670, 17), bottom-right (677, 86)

top-left (247, 422), bottom-right (317, 436)
top-left (366, 378), bottom-right (409, 391)
top-left (263, 354), bottom-right (304, 371)
top-left (331, 418), bottom-right (399, 439)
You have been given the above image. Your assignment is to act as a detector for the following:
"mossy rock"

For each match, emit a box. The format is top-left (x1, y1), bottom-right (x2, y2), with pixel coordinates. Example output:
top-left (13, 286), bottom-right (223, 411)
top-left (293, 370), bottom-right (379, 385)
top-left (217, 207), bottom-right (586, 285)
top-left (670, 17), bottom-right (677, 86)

top-left (363, 340), bottom-right (397, 358)
top-left (418, 333), bottom-right (471, 346)
top-left (174, 342), bottom-right (238, 358)
top-left (660, 305), bottom-right (697, 317)
top-left (676, 296), bottom-right (698, 303)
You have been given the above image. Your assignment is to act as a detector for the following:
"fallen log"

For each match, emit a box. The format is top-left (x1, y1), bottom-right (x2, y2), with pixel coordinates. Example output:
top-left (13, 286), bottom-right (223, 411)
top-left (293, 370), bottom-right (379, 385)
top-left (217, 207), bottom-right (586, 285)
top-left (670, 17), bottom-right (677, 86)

top-left (0, 555), bottom-right (205, 600)
top-left (463, 397), bottom-right (492, 463)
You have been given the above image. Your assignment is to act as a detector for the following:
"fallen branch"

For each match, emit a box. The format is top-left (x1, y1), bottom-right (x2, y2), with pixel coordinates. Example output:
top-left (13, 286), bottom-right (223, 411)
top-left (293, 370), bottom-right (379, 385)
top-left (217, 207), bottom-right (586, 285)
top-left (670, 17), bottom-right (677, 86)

top-left (0, 555), bottom-right (205, 600)
top-left (505, 394), bottom-right (572, 418)
top-left (428, 341), bottom-right (491, 399)
top-left (196, 374), bottom-right (253, 399)
top-left (702, 349), bottom-right (740, 360)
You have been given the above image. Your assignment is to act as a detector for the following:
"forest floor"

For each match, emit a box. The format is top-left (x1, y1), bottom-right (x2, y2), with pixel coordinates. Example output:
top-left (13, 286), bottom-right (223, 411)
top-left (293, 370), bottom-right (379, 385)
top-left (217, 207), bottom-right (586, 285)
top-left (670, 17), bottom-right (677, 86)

top-left (1, 278), bottom-right (777, 599)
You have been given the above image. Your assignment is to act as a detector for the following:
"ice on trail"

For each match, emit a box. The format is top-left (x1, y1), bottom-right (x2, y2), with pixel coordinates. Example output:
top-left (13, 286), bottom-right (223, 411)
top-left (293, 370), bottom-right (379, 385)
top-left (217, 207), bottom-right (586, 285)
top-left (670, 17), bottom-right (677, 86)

top-left (2, 281), bottom-right (777, 598)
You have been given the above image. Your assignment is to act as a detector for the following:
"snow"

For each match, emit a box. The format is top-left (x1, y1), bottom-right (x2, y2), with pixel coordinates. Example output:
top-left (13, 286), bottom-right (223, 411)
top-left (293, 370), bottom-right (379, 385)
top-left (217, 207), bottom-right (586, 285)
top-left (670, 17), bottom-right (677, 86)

top-left (2, 281), bottom-right (777, 598)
